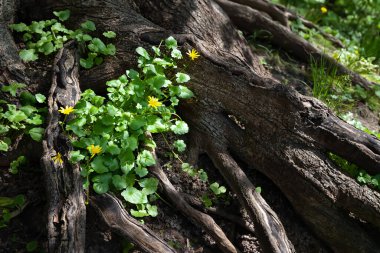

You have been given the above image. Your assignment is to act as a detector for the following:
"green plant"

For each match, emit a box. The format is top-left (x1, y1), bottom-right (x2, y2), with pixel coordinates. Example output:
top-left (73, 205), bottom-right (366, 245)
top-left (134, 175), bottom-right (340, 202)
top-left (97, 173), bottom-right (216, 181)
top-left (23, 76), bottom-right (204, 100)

top-left (310, 56), bottom-right (340, 101)
top-left (339, 112), bottom-right (380, 139)
top-left (9, 9), bottom-right (116, 69)
top-left (9, 156), bottom-right (27, 174)
top-left (0, 83), bottom-right (45, 152)
top-left (26, 240), bottom-right (38, 252)
top-left (0, 195), bottom-right (25, 228)
top-left (61, 36), bottom-right (198, 217)
top-left (329, 153), bottom-right (380, 191)
top-left (210, 182), bottom-right (226, 195)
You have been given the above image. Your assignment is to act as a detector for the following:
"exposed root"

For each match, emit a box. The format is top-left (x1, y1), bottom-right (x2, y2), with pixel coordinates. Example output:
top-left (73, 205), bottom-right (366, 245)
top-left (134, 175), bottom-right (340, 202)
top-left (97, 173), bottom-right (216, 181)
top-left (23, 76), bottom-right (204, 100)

top-left (206, 143), bottom-right (295, 253)
top-left (286, 12), bottom-right (344, 48)
top-left (215, 0), bottom-right (374, 88)
top-left (229, 0), bottom-right (289, 27)
top-left (230, 0), bottom-right (344, 48)
top-left (182, 193), bottom-right (255, 234)
top-left (146, 139), bottom-right (239, 253)
top-left (277, 146), bottom-right (380, 252)
top-left (303, 102), bottom-right (380, 175)
top-left (40, 43), bottom-right (86, 253)
top-left (90, 193), bottom-right (176, 253)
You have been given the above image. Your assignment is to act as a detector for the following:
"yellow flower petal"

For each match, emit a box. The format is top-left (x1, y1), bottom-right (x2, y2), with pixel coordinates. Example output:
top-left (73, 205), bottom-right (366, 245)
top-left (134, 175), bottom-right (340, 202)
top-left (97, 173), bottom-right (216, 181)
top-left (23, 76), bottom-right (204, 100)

top-left (52, 152), bottom-right (63, 165)
top-left (321, 6), bottom-right (328, 13)
top-left (148, 96), bottom-right (162, 109)
top-left (87, 144), bottom-right (102, 158)
top-left (186, 49), bottom-right (200, 60)
top-left (58, 106), bottom-right (74, 115)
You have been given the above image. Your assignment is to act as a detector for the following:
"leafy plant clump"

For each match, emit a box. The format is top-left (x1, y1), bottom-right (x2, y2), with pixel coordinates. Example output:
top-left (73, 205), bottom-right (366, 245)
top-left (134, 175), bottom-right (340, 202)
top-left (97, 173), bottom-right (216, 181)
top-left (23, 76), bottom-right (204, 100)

top-left (329, 153), bottom-right (380, 191)
top-left (310, 56), bottom-right (380, 113)
top-left (63, 37), bottom-right (198, 217)
top-left (0, 83), bottom-right (46, 152)
top-left (9, 9), bottom-right (116, 69)
top-left (0, 195), bottom-right (25, 229)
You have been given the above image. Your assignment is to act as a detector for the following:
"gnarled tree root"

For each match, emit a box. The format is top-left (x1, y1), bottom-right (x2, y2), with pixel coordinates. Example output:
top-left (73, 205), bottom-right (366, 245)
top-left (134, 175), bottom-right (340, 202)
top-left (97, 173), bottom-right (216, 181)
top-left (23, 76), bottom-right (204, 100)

top-left (207, 144), bottom-right (295, 253)
top-left (90, 193), bottom-right (176, 253)
top-left (40, 43), bottom-right (86, 252)
top-left (148, 148), bottom-right (239, 253)
top-left (182, 193), bottom-right (256, 234)
top-left (215, 0), bottom-right (374, 88)
top-left (229, 0), bottom-right (344, 48)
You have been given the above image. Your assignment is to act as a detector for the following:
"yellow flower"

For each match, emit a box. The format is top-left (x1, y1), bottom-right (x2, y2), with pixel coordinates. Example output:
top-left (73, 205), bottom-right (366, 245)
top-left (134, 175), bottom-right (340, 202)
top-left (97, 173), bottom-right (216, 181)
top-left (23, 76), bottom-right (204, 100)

top-left (58, 106), bottom-right (74, 115)
top-left (87, 145), bottom-right (102, 158)
top-left (321, 6), bottom-right (328, 14)
top-left (186, 49), bottom-right (200, 60)
top-left (52, 152), bottom-right (63, 165)
top-left (148, 96), bottom-right (162, 108)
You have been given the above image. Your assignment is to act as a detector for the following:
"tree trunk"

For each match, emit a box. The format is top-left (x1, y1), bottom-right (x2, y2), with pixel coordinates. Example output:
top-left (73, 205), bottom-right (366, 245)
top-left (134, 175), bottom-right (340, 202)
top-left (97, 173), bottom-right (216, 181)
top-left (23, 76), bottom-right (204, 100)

top-left (1, 0), bottom-right (380, 252)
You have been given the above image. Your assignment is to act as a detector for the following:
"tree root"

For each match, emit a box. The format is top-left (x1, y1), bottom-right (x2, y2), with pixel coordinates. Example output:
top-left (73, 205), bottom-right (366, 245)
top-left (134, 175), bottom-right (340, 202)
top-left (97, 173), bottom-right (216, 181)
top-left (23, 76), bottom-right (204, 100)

top-left (148, 148), bottom-right (239, 253)
top-left (90, 193), bottom-right (176, 253)
top-left (206, 143), bottom-right (295, 253)
top-left (40, 43), bottom-right (86, 253)
top-left (229, 0), bottom-right (344, 48)
top-left (302, 100), bottom-right (380, 175)
top-left (229, 0), bottom-right (289, 27)
top-left (182, 193), bottom-right (256, 234)
top-left (215, 0), bottom-right (374, 88)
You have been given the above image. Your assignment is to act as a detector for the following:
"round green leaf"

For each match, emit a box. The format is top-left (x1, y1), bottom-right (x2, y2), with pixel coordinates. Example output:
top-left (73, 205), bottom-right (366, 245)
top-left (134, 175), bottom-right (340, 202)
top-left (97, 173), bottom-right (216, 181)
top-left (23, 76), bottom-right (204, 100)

top-left (53, 10), bottom-right (71, 21)
top-left (103, 31), bottom-right (116, 38)
top-left (19, 49), bottom-right (38, 62)
top-left (121, 187), bottom-right (148, 204)
top-left (35, 93), bottom-right (46, 103)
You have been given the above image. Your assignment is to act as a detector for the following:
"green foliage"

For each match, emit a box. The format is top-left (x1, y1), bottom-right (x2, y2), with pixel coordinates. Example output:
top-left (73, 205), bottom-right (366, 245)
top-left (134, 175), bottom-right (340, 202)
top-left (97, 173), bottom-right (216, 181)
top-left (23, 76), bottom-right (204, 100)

top-left (9, 156), bottom-right (27, 174)
top-left (173, 139), bottom-right (186, 152)
top-left (65, 37), bottom-right (196, 217)
top-left (201, 195), bottom-right (213, 208)
top-left (2, 83), bottom-right (26, 97)
top-left (26, 241), bottom-right (38, 252)
top-left (339, 112), bottom-right (380, 139)
top-left (210, 182), bottom-right (226, 195)
top-left (310, 56), bottom-right (380, 112)
top-left (0, 85), bottom-right (46, 151)
top-left (255, 186), bottom-right (262, 194)
top-left (9, 9), bottom-right (116, 69)
top-left (201, 181), bottom-right (228, 208)
top-left (274, 0), bottom-right (380, 63)
top-left (310, 56), bottom-right (338, 100)
top-left (329, 153), bottom-right (380, 191)
top-left (273, 0), bottom-right (380, 90)
top-left (122, 241), bottom-right (134, 253)
top-left (0, 195), bottom-right (25, 229)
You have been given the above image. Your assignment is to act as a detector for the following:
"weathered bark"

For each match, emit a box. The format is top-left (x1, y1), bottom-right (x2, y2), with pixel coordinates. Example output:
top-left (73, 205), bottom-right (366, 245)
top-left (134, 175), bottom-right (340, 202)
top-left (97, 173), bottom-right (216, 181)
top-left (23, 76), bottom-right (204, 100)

top-left (40, 43), bottom-right (86, 253)
top-left (1, 0), bottom-right (380, 252)
top-left (148, 149), bottom-right (239, 253)
top-left (0, 0), bottom-right (29, 90)
top-left (182, 193), bottom-right (256, 234)
top-left (91, 193), bottom-right (176, 253)
top-left (207, 145), bottom-right (295, 253)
